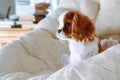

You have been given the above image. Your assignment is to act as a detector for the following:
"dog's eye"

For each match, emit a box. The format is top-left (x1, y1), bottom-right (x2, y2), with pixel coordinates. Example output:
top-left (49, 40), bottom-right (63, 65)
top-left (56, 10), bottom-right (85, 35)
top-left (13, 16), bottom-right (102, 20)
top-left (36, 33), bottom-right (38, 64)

top-left (65, 22), bottom-right (71, 27)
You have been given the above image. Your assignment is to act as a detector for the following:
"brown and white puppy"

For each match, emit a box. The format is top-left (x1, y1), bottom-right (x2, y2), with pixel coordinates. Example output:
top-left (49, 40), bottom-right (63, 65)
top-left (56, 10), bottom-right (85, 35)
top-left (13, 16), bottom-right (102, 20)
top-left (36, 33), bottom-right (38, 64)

top-left (56, 10), bottom-right (103, 64)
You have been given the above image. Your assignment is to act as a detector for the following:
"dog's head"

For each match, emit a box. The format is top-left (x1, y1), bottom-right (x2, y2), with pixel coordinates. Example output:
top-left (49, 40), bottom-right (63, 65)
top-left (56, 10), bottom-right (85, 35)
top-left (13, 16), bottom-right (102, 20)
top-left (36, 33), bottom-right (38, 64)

top-left (56, 10), bottom-right (95, 42)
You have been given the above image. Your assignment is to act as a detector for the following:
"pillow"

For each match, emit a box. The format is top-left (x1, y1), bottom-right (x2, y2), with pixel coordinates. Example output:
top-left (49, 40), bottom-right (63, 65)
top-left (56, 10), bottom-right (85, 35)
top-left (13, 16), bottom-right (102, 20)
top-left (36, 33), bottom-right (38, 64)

top-left (59, 0), bottom-right (100, 20)
top-left (95, 0), bottom-right (120, 36)
top-left (79, 0), bottom-right (100, 20)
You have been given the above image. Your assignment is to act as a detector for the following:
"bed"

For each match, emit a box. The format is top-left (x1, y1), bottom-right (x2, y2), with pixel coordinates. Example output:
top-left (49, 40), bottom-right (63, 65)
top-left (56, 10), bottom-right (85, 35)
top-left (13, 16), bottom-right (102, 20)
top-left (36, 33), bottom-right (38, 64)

top-left (0, 0), bottom-right (120, 80)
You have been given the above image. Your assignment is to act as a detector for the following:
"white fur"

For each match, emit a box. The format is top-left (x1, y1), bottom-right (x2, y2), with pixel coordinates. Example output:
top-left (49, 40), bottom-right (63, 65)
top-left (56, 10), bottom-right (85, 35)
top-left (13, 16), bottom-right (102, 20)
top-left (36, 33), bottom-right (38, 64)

top-left (57, 11), bottom-right (100, 65)
top-left (56, 11), bottom-right (70, 40)
top-left (69, 38), bottom-right (99, 64)
top-left (58, 11), bottom-right (69, 30)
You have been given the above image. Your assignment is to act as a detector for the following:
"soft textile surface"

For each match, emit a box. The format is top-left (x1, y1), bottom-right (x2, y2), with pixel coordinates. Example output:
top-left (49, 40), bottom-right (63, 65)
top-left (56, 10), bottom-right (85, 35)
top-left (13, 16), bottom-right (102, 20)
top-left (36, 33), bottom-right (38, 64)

top-left (27, 44), bottom-right (120, 80)
top-left (0, 29), bottom-right (69, 80)
top-left (95, 0), bottom-right (120, 36)
top-left (47, 44), bottom-right (120, 80)
top-left (0, 0), bottom-right (120, 80)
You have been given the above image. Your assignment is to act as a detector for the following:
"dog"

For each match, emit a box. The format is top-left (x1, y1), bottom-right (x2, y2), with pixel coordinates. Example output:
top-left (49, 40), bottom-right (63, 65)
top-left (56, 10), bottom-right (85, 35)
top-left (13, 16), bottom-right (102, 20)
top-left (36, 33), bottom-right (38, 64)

top-left (56, 10), bottom-right (103, 64)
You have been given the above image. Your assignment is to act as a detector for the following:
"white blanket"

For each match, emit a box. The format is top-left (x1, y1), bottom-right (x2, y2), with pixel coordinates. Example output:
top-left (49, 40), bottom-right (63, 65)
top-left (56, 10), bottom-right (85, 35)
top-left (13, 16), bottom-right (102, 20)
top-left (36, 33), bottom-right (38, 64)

top-left (47, 44), bottom-right (120, 80)
top-left (1, 0), bottom-right (120, 80)
top-left (27, 44), bottom-right (120, 80)
top-left (0, 29), bottom-right (69, 80)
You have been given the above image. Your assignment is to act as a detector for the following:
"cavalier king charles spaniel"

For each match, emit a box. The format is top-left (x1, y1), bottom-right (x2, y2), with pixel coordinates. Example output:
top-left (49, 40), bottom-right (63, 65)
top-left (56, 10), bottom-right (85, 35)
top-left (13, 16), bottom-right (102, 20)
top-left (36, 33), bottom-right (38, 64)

top-left (56, 10), bottom-right (103, 64)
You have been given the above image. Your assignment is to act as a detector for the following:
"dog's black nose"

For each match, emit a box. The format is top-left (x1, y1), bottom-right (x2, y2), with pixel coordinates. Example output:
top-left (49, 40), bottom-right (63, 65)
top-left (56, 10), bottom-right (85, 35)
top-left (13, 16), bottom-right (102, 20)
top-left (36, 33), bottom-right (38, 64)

top-left (58, 29), bottom-right (61, 33)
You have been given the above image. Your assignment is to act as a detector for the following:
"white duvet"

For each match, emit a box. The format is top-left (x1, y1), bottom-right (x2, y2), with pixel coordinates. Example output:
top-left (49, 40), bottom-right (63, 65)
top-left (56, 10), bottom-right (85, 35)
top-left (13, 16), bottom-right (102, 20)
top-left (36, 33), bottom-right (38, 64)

top-left (1, 0), bottom-right (120, 80)
top-left (47, 44), bottom-right (120, 80)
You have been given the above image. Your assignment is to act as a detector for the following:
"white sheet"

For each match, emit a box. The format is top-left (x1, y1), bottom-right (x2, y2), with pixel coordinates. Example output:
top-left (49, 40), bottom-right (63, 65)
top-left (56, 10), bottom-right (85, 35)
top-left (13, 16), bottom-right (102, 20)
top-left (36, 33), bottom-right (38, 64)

top-left (46, 44), bottom-right (120, 80)
top-left (0, 0), bottom-right (120, 79)
top-left (0, 29), bottom-right (69, 80)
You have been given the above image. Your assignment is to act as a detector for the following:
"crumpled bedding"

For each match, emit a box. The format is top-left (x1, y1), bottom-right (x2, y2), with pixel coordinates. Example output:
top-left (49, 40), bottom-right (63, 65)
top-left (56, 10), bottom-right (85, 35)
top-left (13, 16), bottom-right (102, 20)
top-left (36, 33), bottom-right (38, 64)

top-left (0, 29), bottom-right (69, 80)
top-left (27, 43), bottom-right (120, 80)
top-left (46, 44), bottom-right (120, 80)
top-left (0, 0), bottom-right (120, 80)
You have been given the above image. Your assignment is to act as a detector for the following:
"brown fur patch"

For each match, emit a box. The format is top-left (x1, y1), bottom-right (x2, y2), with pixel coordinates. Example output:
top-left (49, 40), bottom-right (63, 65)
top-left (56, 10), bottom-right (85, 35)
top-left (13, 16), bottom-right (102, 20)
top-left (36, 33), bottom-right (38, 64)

top-left (62, 11), bottom-right (74, 38)
top-left (98, 42), bottom-right (103, 53)
top-left (62, 11), bottom-right (95, 42)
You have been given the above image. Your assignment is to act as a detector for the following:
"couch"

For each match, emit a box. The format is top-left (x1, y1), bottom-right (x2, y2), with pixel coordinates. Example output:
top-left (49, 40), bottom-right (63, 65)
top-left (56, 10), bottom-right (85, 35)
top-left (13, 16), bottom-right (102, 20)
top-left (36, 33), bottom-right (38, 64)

top-left (0, 0), bottom-right (120, 80)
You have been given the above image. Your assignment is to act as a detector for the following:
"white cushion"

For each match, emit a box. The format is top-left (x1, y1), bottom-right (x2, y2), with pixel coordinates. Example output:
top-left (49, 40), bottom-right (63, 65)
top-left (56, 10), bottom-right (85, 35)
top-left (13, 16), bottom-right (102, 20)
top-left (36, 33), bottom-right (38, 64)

top-left (59, 0), bottom-right (99, 20)
top-left (95, 0), bottom-right (120, 36)
top-left (79, 0), bottom-right (100, 20)
top-left (47, 44), bottom-right (120, 80)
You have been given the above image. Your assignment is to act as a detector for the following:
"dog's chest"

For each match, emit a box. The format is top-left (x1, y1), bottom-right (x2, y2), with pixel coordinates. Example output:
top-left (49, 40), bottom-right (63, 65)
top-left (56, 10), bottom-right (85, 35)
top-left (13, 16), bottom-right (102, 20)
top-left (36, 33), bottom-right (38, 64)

top-left (69, 39), bottom-right (99, 63)
top-left (69, 41), bottom-right (85, 54)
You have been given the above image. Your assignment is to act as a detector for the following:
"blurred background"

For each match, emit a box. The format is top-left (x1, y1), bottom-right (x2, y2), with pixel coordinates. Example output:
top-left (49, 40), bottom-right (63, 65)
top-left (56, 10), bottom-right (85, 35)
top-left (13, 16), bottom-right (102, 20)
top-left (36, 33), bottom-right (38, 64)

top-left (16, 0), bottom-right (60, 16)
top-left (0, 0), bottom-right (61, 28)
top-left (0, 0), bottom-right (61, 47)
top-left (0, 0), bottom-right (60, 17)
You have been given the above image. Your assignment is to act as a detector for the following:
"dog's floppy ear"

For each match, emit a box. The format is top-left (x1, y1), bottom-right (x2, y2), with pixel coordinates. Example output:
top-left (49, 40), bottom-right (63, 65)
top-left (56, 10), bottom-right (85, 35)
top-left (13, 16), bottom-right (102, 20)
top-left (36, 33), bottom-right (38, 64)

top-left (71, 12), bottom-right (95, 42)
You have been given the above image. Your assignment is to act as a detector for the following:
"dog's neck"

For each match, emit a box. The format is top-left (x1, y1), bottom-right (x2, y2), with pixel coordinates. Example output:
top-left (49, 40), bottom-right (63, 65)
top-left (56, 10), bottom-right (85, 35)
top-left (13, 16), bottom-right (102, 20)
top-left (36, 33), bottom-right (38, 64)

top-left (68, 37), bottom-right (99, 64)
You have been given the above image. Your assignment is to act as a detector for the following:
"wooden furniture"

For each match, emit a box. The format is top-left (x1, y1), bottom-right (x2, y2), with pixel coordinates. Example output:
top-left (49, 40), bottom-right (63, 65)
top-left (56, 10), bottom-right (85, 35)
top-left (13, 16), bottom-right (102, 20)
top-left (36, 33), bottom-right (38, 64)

top-left (34, 3), bottom-right (50, 23)
top-left (0, 28), bottom-right (31, 47)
